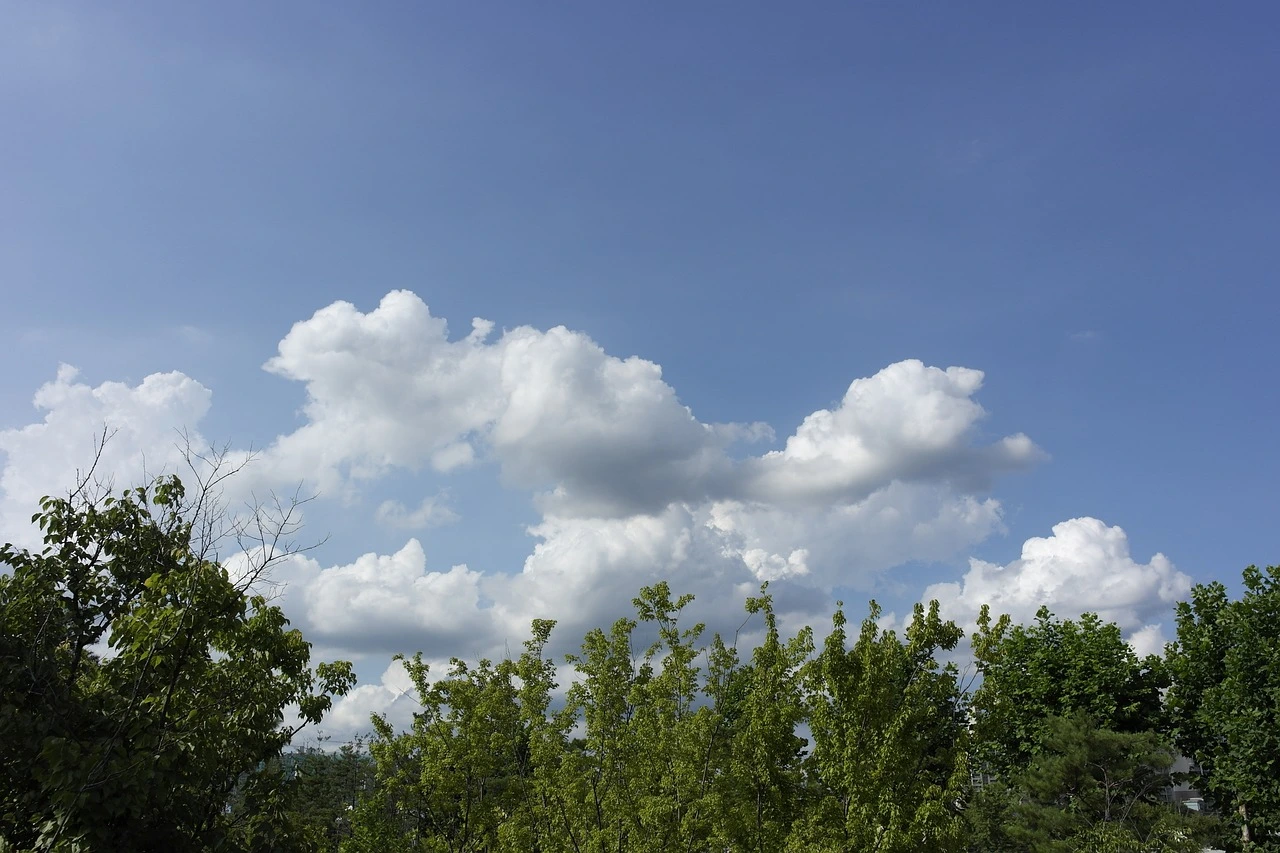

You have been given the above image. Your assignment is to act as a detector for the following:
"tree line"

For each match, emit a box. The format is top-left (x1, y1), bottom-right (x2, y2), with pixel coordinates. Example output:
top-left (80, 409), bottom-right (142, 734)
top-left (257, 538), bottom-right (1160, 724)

top-left (2, 475), bottom-right (1277, 851)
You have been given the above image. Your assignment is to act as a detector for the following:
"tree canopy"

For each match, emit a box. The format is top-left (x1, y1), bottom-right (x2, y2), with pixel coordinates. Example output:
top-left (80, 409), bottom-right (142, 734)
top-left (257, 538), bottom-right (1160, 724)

top-left (0, 474), bottom-right (354, 851)
top-left (1166, 566), bottom-right (1280, 851)
top-left (3, 470), bottom-right (1270, 852)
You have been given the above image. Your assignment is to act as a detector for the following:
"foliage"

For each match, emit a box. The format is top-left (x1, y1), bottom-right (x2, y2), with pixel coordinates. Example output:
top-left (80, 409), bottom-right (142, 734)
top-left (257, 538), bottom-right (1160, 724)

top-left (970, 605), bottom-right (1167, 777)
top-left (239, 739), bottom-right (375, 850)
top-left (789, 599), bottom-right (969, 853)
top-left (1166, 565), bottom-right (1280, 851)
top-left (5, 455), bottom-right (1267, 853)
top-left (1003, 712), bottom-right (1209, 853)
top-left (706, 586), bottom-right (813, 852)
top-left (349, 585), bottom-right (975, 852)
top-left (0, 475), bottom-right (354, 851)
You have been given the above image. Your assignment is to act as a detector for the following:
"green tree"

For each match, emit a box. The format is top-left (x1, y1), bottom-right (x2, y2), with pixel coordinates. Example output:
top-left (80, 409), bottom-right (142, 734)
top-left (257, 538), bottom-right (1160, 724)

top-left (788, 600), bottom-right (969, 853)
top-left (1166, 565), bottom-right (1280, 851)
top-left (251, 738), bottom-right (375, 850)
top-left (706, 585), bottom-right (813, 852)
top-left (1004, 712), bottom-right (1208, 853)
top-left (550, 582), bottom-right (721, 852)
top-left (971, 606), bottom-right (1166, 778)
top-left (555, 604), bottom-right (648, 852)
top-left (348, 652), bottom-right (529, 851)
top-left (0, 473), bottom-right (355, 851)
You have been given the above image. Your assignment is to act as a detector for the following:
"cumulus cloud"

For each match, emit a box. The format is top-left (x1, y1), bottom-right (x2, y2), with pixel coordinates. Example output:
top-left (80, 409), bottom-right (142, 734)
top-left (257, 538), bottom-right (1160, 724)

top-left (922, 517), bottom-right (1193, 645)
top-left (490, 325), bottom-right (737, 516)
top-left (257, 292), bottom-right (504, 493)
top-left (3, 291), bottom-right (1063, 726)
top-left (0, 364), bottom-right (213, 548)
top-left (707, 483), bottom-right (1006, 590)
top-left (250, 292), bottom-right (1041, 519)
top-left (277, 483), bottom-right (1010, 669)
top-left (270, 540), bottom-right (494, 655)
top-left (321, 658), bottom-right (419, 738)
top-left (740, 361), bottom-right (1044, 505)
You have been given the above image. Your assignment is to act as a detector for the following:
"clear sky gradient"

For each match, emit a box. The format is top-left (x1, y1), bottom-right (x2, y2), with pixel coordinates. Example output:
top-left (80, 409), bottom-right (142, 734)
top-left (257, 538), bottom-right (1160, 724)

top-left (3, 2), bottom-right (1277, 733)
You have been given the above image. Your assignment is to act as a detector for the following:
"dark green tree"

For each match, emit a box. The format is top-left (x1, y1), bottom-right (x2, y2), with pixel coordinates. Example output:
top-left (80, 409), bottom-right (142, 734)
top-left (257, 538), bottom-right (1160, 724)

top-left (250, 738), bottom-right (375, 850)
top-left (971, 605), bottom-right (1166, 778)
top-left (0, 473), bottom-right (355, 851)
top-left (1166, 565), bottom-right (1280, 851)
top-left (1004, 712), bottom-right (1209, 853)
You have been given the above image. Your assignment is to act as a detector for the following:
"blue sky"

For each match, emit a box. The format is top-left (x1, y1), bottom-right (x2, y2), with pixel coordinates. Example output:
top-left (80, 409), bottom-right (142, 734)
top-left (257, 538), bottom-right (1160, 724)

top-left (3, 2), bottom-right (1278, 732)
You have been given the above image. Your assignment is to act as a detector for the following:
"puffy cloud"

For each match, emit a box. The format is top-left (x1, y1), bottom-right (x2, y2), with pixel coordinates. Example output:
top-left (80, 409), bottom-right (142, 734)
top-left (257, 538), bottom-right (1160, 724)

top-left (258, 291), bottom-right (505, 493)
top-left (254, 292), bottom-right (748, 516)
top-left (276, 540), bottom-right (494, 655)
top-left (490, 326), bottom-right (735, 517)
top-left (321, 658), bottom-right (419, 738)
top-left (922, 517), bottom-right (1193, 640)
top-left (284, 484), bottom-right (1010, 665)
top-left (741, 360), bottom-right (1044, 505)
top-left (0, 364), bottom-right (213, 548)
top-left (1126, 624), bottom-right (1170, 659)
top-left (3, 292), bottom-right (1058, 717)
top-left (250, 293), bottom-right (1042, 521)
top-left (708, 483), bottom-right (1006, 589)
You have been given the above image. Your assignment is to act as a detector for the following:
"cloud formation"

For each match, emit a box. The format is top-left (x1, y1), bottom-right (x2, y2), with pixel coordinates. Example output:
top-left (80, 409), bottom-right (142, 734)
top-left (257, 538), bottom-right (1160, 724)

top-left (252, 291), bottom-right (1042, 520)
top-left (741, 360), bottom-right (1043, 505)
top-left (0, 364), bottom-right (213, 549)
top-left (0, 291), bottom-right (1085, 737)
top-left (922, 516), bottom-right (1193, 649)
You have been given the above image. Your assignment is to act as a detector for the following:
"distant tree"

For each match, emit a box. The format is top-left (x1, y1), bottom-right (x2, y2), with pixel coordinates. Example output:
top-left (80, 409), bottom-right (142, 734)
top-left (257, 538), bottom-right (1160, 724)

top-left (252, 738), bottom-right (375, 850)
top-left (0, 457), bottom-right (354, 851)
top-left (1166, 566), bottom-right (1280, 851)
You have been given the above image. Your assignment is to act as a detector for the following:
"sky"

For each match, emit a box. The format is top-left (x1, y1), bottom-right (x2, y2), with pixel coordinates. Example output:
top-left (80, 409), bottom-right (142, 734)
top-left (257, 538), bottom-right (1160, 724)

top-left (2, 1), bottom-right (1278, 737)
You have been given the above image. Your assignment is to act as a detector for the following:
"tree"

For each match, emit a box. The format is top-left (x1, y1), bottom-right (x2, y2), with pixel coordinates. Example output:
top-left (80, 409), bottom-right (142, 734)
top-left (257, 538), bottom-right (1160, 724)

top-left (552, 582), bottom-right (721, 853)
top-left (706, 585), bottom-right (813, 852)
top-left (1166, 565), bottom-right (1280, 850)
top-left (348, 653), bottom-right (529, 852)
top-left (970, 605), bottom-right (1166, 778)
top-left (1004, 712), bottom-right (1208, 853)
top-left (344, 620), bottom-right (563, 853)
top-left (788, 600), bottom-right (969, 853)
top-left (0, 468), bottom-right (355, 851)
top-left (248, 738), bottom-right (375, 850)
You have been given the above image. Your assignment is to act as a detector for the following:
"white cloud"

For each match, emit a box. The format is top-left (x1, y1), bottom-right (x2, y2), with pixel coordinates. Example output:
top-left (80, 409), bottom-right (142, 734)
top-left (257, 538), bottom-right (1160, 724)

top-left (0, 364), bottom-right (213, 548)
top-left (281, 540), bottom-right (493, 655)
top-left (490, 325), bottom-right (736, 517)
top-left (707, 483), bottom-right (1006, 590)
top-left (321, 658), bottom-right (419, 738)
top-left (375, 493), bottom-right (459, 530)
top-left (283, 483), bottom-right (1010, 666)
top-left (741, 360), bottom-right (1044, 505)
top-left (1126, 624), bottom-right (1169, 659)
top-left (257, 291), bottom-right (505, 493)
top-left (250, 293), bottom-right (1042, 521)
top-left (2, 292), bottom-right (1059, 726)
top-left (922, 517), bottom-right (1192, 642)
